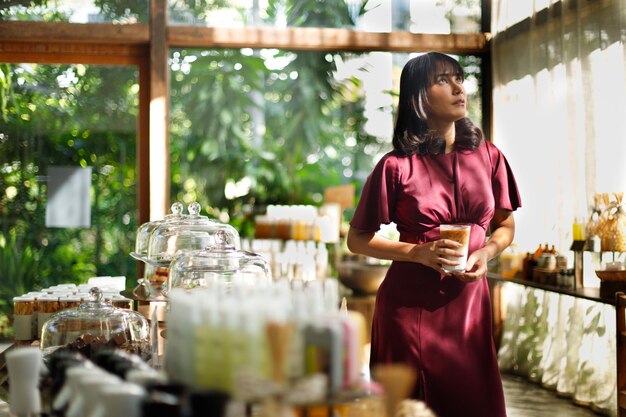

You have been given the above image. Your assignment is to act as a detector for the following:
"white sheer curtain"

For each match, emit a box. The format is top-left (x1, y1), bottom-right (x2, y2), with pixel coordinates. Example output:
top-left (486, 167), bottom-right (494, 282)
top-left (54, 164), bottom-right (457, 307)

top-left (491, 0), bottom-right (626, 258)
top-left (497, 282), bottom-right (616, 415)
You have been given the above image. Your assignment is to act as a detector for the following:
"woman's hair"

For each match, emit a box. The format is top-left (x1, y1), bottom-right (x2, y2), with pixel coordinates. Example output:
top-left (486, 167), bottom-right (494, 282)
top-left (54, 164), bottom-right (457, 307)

top-left (391, 52), bottom-right (483, 156)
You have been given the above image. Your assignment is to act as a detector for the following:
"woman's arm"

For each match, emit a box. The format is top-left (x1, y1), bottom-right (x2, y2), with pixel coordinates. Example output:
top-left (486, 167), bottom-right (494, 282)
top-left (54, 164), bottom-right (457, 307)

top-left (346, 226), bottom-right (464, 275)
top-left (455, 208), bottom-right (515, 281)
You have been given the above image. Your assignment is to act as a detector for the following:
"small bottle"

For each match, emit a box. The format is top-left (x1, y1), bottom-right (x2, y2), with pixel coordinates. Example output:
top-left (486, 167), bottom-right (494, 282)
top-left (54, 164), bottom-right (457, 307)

top-left (566, 269), bottom-right (576, 289)
top-left (549, 245), bottom-right (557, 255)
top-left (533, 244), bottom-right (544, 260)
top-left (528, 256), bottom-right (538, 281)
top-left (6, 347), bottom-right (43, 417)
top-left (573, 217), bottom-right (584, 241)
top-left (522, 253), bottom-right (533, 281)
top-left (316, 242), bottom-right (329, 280)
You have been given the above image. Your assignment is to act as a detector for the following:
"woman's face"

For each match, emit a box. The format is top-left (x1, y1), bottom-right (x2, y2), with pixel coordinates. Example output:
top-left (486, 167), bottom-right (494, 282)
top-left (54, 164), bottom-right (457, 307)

top-left (425, 67), bottom-right (467, 123)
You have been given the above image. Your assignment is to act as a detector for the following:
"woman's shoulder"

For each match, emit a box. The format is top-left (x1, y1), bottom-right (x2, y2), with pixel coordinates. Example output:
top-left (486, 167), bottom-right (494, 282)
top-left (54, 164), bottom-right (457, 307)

top-left (370, 149), bottom-right (414, 179)
top-left (482, 139), bottom-right (507, 153)
top-left (476, 140), bottom-right (507, 160)
top-left (375, 149), bottom-right (411, 167)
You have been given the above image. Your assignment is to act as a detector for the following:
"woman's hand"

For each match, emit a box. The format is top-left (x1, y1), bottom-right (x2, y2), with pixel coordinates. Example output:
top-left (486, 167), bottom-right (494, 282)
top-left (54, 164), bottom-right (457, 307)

top-left (450, 209), bottom-right (516, 282)
top-left (451, 247), bottom-right (489, 282)
top-left (410, 239), bottom-right (464, 275)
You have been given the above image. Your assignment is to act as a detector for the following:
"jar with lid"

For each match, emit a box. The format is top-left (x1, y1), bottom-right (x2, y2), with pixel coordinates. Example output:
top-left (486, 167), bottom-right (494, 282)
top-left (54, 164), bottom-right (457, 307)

top-left (13, 296), bottom-right (36, 342)
top-left (166, 231), bottom-right (272, 293)
top-left (40, 287), bottom-right (151, 361)
top-left (130, 202), bottom-right (188, 299)
top-left (145, 202), bottom-right (241, 268)
top-left (132, 202), bottom-right (240, 300)
top-left (130, 202), bottom-right (186, 263)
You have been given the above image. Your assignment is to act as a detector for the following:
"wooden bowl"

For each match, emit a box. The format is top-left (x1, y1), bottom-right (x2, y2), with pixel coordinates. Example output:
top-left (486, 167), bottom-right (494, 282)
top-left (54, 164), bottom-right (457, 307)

top-left (337, 261), bottom-right (388, 295)
top-left (595, 270), bottom-right (626, 282)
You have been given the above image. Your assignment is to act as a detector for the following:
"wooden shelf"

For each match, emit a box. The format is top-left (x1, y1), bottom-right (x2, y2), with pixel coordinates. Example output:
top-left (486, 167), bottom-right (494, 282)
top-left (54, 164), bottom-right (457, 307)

top-left (487, 272), bottom-right (614, 305)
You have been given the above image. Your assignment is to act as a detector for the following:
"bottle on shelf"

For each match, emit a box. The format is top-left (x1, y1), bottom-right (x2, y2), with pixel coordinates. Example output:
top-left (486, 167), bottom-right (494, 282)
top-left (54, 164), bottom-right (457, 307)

top-left (522, 252), bottom-right (533, 281)
top-left (499, 244), bottom-right (522, 279)
top-left (573, 216), bottom-right (586, 241)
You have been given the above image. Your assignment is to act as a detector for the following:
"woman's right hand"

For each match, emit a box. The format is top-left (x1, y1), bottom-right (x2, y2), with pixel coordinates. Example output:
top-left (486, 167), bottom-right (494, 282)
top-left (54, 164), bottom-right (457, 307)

top-left (410, 239), bottom-right (463, 275)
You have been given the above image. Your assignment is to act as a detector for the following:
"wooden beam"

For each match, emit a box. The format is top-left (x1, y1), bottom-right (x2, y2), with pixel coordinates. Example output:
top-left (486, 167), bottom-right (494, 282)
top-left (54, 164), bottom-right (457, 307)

top-left (149, 0), bottom-right (170, 220)
top-left (0, 41), bottom-right (146, 65)
top-left (138, 57), bottom-right (151, 227)
top-left (0, 20), bottom-right (489, 54)
top-left (0, 21), bottom-right (149, 44)
top-left (137, 55), bottom-right (151, 279)
top-left (168, 26), bottom-right (490, 54)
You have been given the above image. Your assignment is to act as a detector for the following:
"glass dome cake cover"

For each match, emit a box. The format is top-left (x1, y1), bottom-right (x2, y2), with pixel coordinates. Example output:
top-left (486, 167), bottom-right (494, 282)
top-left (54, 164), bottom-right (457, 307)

top-left (40, 288), bottom-right (151, 361)
top-left (130, 201), bottom-right (186, 263)
top-left (144, 202), bottom-right (241, 268)
top-left (166, 233), bottom-right (271, 293)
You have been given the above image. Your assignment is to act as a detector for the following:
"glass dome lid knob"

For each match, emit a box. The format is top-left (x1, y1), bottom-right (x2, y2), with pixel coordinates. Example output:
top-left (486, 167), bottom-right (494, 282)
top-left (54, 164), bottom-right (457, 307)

top-left (188, 202), bottom-right (201, 217)
top-left (215, 230), bottom-right (226, 245)
top-left (171, 202), bottom-right (184, 215)
top-left (88, 287), bottom-right (103, 303)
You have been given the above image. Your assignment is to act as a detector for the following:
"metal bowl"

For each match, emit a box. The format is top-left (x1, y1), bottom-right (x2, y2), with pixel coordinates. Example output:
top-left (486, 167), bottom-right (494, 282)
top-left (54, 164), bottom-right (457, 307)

top-left (337, 261), bottom-right (388, 295)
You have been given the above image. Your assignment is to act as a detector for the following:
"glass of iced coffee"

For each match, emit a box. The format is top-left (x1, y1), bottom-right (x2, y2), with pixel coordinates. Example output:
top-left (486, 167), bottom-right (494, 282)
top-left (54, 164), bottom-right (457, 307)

top-left (439, 224), bottom-right (471, 273)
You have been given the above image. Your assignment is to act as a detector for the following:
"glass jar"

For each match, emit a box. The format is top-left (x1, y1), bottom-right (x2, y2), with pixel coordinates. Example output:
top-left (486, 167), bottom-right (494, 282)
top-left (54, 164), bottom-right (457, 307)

top-left (13, 296), bottom-right (36, 342)
top-left (130, 202), bottom-right (186, 263)
top-left (145, 202), bottom-right (241, 268)
top-left (40, 287), bottom-right (151, 361)
top-left (166, 235), bottom-right (272, 293)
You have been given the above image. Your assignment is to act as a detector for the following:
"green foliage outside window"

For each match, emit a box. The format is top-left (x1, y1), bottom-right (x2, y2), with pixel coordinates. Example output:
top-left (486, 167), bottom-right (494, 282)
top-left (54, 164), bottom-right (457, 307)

top-left (0, 0), bottom-right (482, 338)
top-left (0, 63), bottom-right (139, 333)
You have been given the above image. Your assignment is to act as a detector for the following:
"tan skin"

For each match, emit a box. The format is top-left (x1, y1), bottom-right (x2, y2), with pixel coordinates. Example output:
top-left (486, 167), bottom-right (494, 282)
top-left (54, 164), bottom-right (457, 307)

top-left (347, 70), bottom-right (516, 282)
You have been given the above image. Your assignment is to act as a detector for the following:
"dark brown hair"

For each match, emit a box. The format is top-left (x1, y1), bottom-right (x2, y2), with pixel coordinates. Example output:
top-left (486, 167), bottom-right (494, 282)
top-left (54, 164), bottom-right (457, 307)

top-left (392, 52), bottom-right (483, 156)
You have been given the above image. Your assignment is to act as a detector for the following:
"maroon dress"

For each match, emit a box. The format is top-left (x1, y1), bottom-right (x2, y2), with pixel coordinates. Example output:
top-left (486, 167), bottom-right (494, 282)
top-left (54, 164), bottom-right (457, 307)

top-left (350, 141), bottom-right (521, 417)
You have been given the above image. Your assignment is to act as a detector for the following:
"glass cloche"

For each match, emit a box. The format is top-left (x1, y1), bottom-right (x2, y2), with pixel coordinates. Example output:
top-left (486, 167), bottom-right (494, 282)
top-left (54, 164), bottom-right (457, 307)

top-left (145, 202), bottom-right (241, 268)
top-left (131, 202), bottom-right (187, 299)
top-left (40, 288), bottom-right (151, 361)
top-left (130, 202), bottom-right (186, 263)
top-left (166, 233), bottom-right (272, 293)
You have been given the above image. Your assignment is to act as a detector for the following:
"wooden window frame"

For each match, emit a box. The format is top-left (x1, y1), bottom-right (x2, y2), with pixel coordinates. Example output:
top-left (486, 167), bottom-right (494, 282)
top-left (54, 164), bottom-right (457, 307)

top-left (0, 0), bottom-right (492, 221)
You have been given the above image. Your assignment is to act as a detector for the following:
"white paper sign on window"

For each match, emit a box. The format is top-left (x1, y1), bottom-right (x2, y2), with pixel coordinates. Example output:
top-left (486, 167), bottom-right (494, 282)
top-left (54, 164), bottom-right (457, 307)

top-left (45, 166), bottom-right (92, 228)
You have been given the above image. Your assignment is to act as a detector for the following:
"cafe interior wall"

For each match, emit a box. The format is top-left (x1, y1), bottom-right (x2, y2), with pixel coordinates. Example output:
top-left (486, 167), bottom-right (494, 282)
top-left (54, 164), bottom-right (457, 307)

top-left (490, 0), bottom-right (626, 285)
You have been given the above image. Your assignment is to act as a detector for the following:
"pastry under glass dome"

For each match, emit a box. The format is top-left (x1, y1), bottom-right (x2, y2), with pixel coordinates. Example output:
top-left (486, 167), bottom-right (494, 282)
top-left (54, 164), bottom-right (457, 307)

top-left (144, 202), bottom-right (241, 268)
top-left (129, 202), bottom-right (242, 299)
top-left (40, 287), bottom-right (151, 361)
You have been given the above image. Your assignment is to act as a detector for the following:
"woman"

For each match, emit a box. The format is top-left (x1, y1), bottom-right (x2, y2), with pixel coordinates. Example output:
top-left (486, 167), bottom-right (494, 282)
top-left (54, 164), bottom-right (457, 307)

top-left (347, 52), bottom-right (520, 417)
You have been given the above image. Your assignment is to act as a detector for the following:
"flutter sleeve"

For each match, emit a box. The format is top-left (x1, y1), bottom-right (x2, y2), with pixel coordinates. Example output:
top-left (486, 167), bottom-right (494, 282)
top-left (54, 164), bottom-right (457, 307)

top-left (486, 141), bottom-right (521, 211)
top-left (349, 152), bottom-right (400, 232)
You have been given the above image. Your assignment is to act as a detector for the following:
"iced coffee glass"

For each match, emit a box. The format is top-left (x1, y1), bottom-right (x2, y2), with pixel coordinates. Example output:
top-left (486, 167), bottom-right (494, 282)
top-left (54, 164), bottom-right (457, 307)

top-left (439, 224), bottom-right (471, 273)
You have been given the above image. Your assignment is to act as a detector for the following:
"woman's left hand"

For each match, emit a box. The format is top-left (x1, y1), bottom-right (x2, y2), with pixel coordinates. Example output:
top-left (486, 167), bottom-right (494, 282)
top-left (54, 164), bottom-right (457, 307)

top-left (450, 248), bottom-right (489, 282)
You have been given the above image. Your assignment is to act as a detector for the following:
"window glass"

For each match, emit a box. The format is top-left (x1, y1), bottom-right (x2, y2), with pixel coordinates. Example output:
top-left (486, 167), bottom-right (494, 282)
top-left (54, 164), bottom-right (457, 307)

top-left (0, 64), bottom-right (139, 301)
top-left (0, 0), bottom-right (148, 23)
top-left (168, 0), bottom-right (482, 34)
top-left (169, 48), bottom-right (482, 234)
